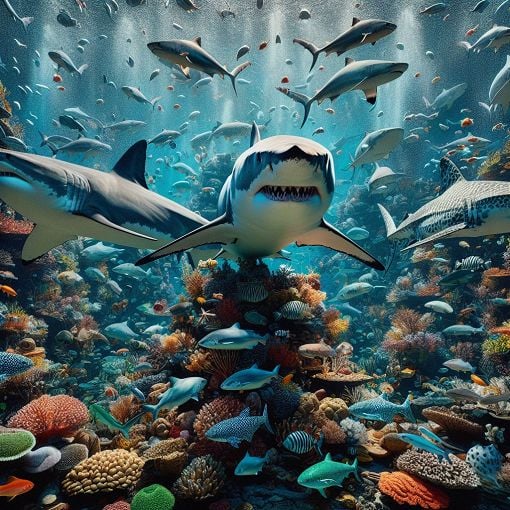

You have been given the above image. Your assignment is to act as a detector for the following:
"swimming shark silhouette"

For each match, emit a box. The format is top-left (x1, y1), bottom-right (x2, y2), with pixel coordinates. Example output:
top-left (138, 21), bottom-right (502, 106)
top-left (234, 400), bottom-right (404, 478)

top-left (137, 124), bottom-right (383, 269)
top-left (0, 141), bottom-right (206, 262)
top-left (378, 157), bottom-right (510, 251)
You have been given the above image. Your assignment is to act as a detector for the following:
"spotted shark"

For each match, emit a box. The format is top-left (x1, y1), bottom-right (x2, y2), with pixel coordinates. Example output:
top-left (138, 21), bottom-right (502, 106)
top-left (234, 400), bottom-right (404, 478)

top-left (378, 157), bottom-right (510, 252)
top-left (137, 124), bottom-right (383, 269)
top-left (348, 393), bottom-right (415, 423)
top-left (0, 141), bottom-right (207, 262)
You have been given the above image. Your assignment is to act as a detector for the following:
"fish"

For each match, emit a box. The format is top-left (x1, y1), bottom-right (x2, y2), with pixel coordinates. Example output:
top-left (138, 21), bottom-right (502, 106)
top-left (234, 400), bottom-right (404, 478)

top-left (89, 404), bottom-right (143, 438)
top-left (283, 430), bottom-right (323, 455)
top-left (298, 339), bottom-right (336, 358)
top-left (137, 128), bottom-right (383, 269)
top-left (198, 323), bottom-right (268, 350)
top-left (0, 352), bottom-right (34, 382)
top-left (0, 284), bottom-right (17, 297)
top-left (102, 120), bottom-right (147, 132)
top-left (471, 374), bottom-right (487, 386)
top-left (442, 325), bottom-right (484, 336)
top-left (0, 141), bottom-right (206, 261)
top-left (48, 50), bottom-right (88, 75)
top-left (378, 158), bottom-right (510, 253)
top-left (293, 17), bottom-right (397, 71)
top-left (209, 121), bottom-right (268, 141)
top-left (48, 138), bottom-right (112, 156)
top-left (221, 364), bottom-right (280, 391)
top-left (455, 256), bottom-right (491, 271)
top-left (143, 376), bottom-right (207, 419)
top-left (297, 454), bottom-right (360, 498)
top-left (0, 476), bottom-right (34, 501)
top-left (112, 263), bottom-right (160, 283)
top-left (466, 444), bottom-right (503, 486)
top-left (104, 321), bottom-right (139, 341)
top-left (423, 83), bottom-right (467, 111)
top-left (334, 282), bottom-right (384, 301)
top-left (367, 164), bottom-right (405, 192)
top-left (148, 130), bottom-right (181, 146)
top-left (460, 25), bottom-right (510, 53)
top-left (234, 451), bottom-right (270, 476)
top-left (489, 55), bottom-right (510, 113)
top-left (147, 38), bottom-right (250, 94)
top-left (398, 433), bottom-right (450, 462)
top-left (57, 8), bottom-right (80, 28)
top-left (471, 0), bottom-right (490, 12)
top-left (424, 300), bottom-right (453, 314)
top-left (205, 405), bottom-right (273, 447)
top-left (437, 269), bottom-right (480, 289)
top-left (81, 242), bottom-right (124, 262)
top-left (350, 128), bottom-right (404, 167)
top-left (278, 58), bottom-right (408, 127)
top-left (348, 393), bottom-right (415, 423)
top-left (1, 0), bottom-right (33, 31)
top-left (419, 3), bottom-right (447, 14)
top-left (442, 358), bottom-right (476, 372)
top-left (121, 86), bottom-right (161, 108)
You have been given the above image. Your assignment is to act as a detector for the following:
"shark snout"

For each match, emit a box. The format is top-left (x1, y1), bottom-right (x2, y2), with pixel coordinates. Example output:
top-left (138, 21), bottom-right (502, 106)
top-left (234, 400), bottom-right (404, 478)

top-left (391, 62), bottom-right (409, 75)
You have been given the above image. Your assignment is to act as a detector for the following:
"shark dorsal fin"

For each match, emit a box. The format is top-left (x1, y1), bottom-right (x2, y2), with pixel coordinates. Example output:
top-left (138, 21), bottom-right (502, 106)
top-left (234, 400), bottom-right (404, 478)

top-left (352, 17), bottom-right (360, 25)
top-left (325, 452), bottom-right (332, 461)
top-left (250, 363), bottom-right (258, 369)
top-left (112, 140), bottom-right (148, 189)
top-left (439, 157), bottom-right (465, 193)
top-left (250, 121), bottom-right (261, 147)
top-left (239, 407), bottom-right (250, 417)
top-left (193, 37), bottom-right (202, 46)
top-left (345, 57), bottom-right (355, 66)
top-left (232, 322), bottom-right (241, 329)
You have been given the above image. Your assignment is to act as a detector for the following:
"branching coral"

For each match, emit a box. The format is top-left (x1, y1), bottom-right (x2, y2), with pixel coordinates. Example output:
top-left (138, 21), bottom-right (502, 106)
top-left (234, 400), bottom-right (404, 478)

top-left (183, 266), bottom-right (209, 299)
top-left (109, 395), bottom-right (140, 424)
top-left (422, 406), bottom-right (483, 439)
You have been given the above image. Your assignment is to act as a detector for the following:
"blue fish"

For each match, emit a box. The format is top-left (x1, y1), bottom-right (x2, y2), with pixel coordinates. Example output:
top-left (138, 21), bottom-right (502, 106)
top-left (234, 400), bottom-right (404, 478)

top-left (348, 393), bottom-right (415, 423)
top-left (398, 433), bottom-right (450, 462)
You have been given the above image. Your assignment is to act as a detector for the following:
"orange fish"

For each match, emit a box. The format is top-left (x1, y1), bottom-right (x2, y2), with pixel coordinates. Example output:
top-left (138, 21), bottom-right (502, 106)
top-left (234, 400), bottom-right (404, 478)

top-left (57, 86), bottom-right (65, 91)
top-left (465, 24), bottom-right (479, 37)
top-left (259, 41), bottom-right (268, 50)
top-left (0, 476), bottom-right (34, 501)
top-left (431, 75), bottom-right (441, 84)
top-left (0, 285), bottom-right (17, 297)
top-left (281, 373), bottom-right (294, 385)
top-left (461, 117), bottom-right (473, 128)
top-left (490, 326), bottom-right (510, 335)
top-left (470, 374), bottom-right (487, 387)
top-left (115, 348), bottom-right (129, 355)
top-left (280, 76), bottom-right (289, 84)
top-left (52, 73), bottom-right (63, 83)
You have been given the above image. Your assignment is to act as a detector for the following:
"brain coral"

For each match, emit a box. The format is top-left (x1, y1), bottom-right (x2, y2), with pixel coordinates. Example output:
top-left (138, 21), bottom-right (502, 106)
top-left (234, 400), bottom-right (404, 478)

top-left (7, 395), bottom-right (89, 441)
top-left (131, 484), bottom-right (175, 510)
top-left (62, 449), bottom-right (144, 496)
top-left (0, 428), bottom-right (36, 461)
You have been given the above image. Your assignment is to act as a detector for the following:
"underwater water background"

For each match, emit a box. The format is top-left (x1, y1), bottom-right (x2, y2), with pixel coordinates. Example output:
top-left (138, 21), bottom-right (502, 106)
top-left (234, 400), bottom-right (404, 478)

top-left (1, 0), bottom-right (510, 509)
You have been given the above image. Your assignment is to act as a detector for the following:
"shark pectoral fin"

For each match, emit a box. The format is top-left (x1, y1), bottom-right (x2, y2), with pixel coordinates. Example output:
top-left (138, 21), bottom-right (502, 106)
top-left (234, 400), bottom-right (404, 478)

top-left (179, 65), bottom-right (191, 78)
top-left (78, 213), bottom-right (158, 243)
top-left (364, 87), bottom-right (377, 104)
top-left (318, 488), bottom-right (328, 498)
top-left (402, 223), bottom-right (468, 252)
top-left (22, 225), bottom-right (75, 262)
top-left (137, 215), bottom-right (236, 265)
top-left (296, 219), bottom-right (384, 270)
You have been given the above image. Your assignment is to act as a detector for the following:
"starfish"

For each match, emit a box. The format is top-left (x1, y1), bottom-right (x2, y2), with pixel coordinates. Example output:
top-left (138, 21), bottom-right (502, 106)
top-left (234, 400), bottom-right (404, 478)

top-left (197, 307), bottom-right (216, 325)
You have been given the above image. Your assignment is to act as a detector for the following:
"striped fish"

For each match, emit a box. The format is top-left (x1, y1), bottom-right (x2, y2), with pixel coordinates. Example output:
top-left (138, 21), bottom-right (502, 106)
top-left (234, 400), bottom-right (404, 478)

top-left (454, 256), bottom-right (491, 271)
top-left (274, 300), bottom-right (312, 320)
top-left (283, 431), bottom-right (323, 455)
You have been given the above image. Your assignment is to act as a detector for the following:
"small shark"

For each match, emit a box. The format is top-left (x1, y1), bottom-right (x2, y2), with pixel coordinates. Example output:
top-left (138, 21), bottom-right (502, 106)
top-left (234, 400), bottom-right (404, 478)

top-left (351, 128), bottom-right (403, 167)
top-left (104, 321), bottom-right (139, 341)
top-left (348, 393), bottom-right (415, 423)
top-left (378, 158), bottom-right (510, 252)
top-left (489, 55), bottom-right (510, 112)
top-left (398, 433), bottom-right (450, 462)
top-left (198, 323), bottom-right (268, 350)
top-left (297, 454), bottom-right (360, 498)
top-left (137, 126), bottom-right (383, 269)
top-left (81, 242), bottom-right (124, 262)
top-left (221, 364), bottom-right (280, 391)
top-left (1, 0), bottom-right (33, 31)
top-left (121, 86), bottom-right (161, 108)
top-left (205, 405), bottom-right (273, 447)
top-left (459, 25), bottom-right (510, 53)
top-left (147, 37), bottom-right (250, 93)
top-left (278, 58), bottom-right (408, 127)
top-left (431, 133), bottom-right (491, 152)
top-left (234, 451), bottom-right (270, 476)
top-left (294, 17), bottom-right (396, 71)
top-left (423, 82), bottom-right (467, 111)
top-left (143, 376), bottom-right (207, 419)
top-left (89, 404), bottom-right (143, 438)
top-left (48, 50), bottom-right (88, 75)
top-left (0, 141), bottom-right (206, 261)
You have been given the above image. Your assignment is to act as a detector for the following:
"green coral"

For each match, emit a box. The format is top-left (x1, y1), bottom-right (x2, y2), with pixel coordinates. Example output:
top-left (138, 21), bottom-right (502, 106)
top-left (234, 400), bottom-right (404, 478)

top-left (482, 335), bottom-right (510, 356)
top-left (0, 429), bottom-right (36, 461)
top-left (131, 484), bottom-right (175, 510)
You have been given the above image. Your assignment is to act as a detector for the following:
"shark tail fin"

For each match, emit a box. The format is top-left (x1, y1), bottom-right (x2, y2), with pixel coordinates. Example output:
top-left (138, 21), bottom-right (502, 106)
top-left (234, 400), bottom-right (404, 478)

top-left (403, 394), bottom-right (416, 423)
top-left (142, 403), bottom-right (159, 420)
top-left (262, 404), bottom-right (274, 434)
top-left (77, 64), bottom-right (89, 75)
top-left (47, 142), bottom-right (58, 156)
top-left (21, 17), bottom-right (34, 31)
top-left (276, 86), bottom-right (312, 128)
top-left (377, 204), bottom-right (397, 237)
top-left (272, 364), bottom-right (280, 375)
top-left (229, 61), bottom-right (251, 95)
top-left (38, 131), bottom-right (48, 146)
top-left (293, 38), bottom-right (320, 71)
top-left (422, 95), bottom-right (431, 109)
top-left (459, 41), bottom-right (472, 52)
top-left (352, 457), bottom-right (361, 482)
top-left (316, 431), bottom-right (324, 457)
top-left (118, 412), bottom-right (144, 438)
top-left (150, 96), bottom-right (162, 109)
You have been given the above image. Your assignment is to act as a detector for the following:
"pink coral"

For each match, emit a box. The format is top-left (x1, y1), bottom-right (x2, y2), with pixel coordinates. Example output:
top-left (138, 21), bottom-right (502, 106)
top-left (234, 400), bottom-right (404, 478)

top-left (103, 502), bottom-right (130, 510)
top-left (7, 394), bottom-right (89, 441)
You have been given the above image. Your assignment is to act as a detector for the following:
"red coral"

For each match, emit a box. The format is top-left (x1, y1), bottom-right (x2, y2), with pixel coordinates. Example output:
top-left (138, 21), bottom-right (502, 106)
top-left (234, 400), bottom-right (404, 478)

top-left (267, 343), bottom-right (300, 370)
top-left (7, 394), bottom-right (89, 441)
top-left (0, 212), bottom-right (33, 234)
top-left (214, 298), bottom-right (242, 326)
top-left (103, 502), bottom-right (130, 510)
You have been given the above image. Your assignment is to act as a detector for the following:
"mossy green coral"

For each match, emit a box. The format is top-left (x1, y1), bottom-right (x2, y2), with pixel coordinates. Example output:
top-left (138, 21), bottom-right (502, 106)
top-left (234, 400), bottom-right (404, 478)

top-left (0, 429), bottom-right (36, 461)
top-left (482, 335), bottom-right (510, 356)
top-left (131, 484), bottom-right (175, 510)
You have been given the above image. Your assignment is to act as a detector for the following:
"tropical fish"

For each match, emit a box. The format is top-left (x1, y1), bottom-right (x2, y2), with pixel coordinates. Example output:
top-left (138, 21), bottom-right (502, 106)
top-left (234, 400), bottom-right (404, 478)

top-left (298, 340), bottom-right (336, 359)
top-left (0, 352), bottom-right (33, 382)
top-left (234, 451), bottom-right (270, 476)
top-left (0, 476), bottom-right (34, 501)
top-left (283, 431), bottom-right (323, 455)
top-left (348, 393), bottom-right (415, 423)
top-left (442, 358), bottom-right (475, 372)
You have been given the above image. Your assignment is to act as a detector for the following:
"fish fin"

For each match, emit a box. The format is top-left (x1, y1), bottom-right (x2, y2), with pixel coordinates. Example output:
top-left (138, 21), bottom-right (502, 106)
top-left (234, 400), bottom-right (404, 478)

top-left (229, 437), bottom-right (241, 448)
top-left (250, 121), bottom-right (261, 146)
top-left (119, 412), bottom-right (144, 438)
top-left (232, 322), bottom-right (241, 328)
top-left (21, 17), bottom-right (34, 32)
top-left (192, 36), bottom-right (202, 46)
top-left (352, 17), bottom-right (361, 25)
top-left (402, 223), bottom-right (468, 251)
top-left (318, 489), bottom-right (327, 498)
top-left (77, 64), bottom-right (88, 75)
top-left (325, 452), bottom-right (332, 461)
top-left (364, 87), bottom-right (377, 105)
top-left (250, 363), bottom-right (258, 369)
top-left (345, 57), bottom-right (355, 65)
top-left (179, 65), bottom-right (191, 78)
top-left (275, 86), bottom-right (312, 127)
top-left (263, 404), bottom-right (274, 434)
top-left (403, 394), bottom-right (416, 423)
top-left (22, 225), bottom-right (75, 263)
top-left (239, 407), bottom-right (251, 417)
top-left (229, 61), bottom-right (251, 95)
top-left (352, 457), bottom-right (361, 482)
top-left (292, 38), bottom-right (320, 71)
top-left (142, 403), bottom-right (159, 419)
top-left (77, 212), bottom-right (158, 243)
top-left (439, 157), bottom-right (465, 192)
top-left (136, 214), bottom-right (236, 265)
top-left (112, 140), bottom-right (148, 188)
top-left (272, 364), bottom-right (280, 375)
top-left (169, 376), bottom-right (180, 384)
top-left (295, 219), bottom-right (384, 270)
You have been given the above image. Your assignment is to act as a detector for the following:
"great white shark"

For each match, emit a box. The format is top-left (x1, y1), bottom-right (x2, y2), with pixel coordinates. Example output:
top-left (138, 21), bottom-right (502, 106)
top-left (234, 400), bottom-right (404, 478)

top-left (138, 124), bottom-right (383, 269)
top-left (378, 157), bottom-right (510, 251)
top-left (0, 141), bottom-right (206, 262)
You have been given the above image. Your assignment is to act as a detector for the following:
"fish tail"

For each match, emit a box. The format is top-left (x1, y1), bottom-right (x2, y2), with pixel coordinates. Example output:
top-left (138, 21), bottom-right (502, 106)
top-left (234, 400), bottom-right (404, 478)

top-left (229, 61), bottom-right (251, 95)
top-left (262, 404), bottom-right (274, 434)
top-left (276, 86), bottom-right (312, 127)
top-left (150, 96), bottom-right (162, 109)
top-left (118, 412), bottom-right (144, 438)
top-left (21, 17), bottom-right (34, 32)
top-left (352, 457), bottom-right (361, 482)
top-left (422, 95), bottom-right (431, 109)
top-left (403, 394), bottom-right (416, 423)
top-left (77, 64), bottom-right (89, 76)
top-left (459, 41), bottom-right (472, 52)
top-left (38, 131), bottom-right (47, 146)
top-left (142, 403), bottom-right (159, 420)
top-left (293, 38), bottom-right (320, 71)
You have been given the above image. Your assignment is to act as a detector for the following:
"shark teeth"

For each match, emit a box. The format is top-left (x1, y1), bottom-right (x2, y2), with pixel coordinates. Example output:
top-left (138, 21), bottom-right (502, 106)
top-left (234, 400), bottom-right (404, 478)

top-left (258, 185), bottom-right (318, 202)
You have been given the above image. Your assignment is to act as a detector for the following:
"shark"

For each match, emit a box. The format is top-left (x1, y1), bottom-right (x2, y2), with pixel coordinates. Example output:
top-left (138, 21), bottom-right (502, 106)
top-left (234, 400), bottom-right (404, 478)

top-left (0, 140), bottom-right (207, 262)
top-left (137, 125), bottom-right (383, 269)
top-left (89, 404), bottom-right (143, 438)
top-left (489, 55), bottom-right (510, 112)
top-left (294, 17), bottom-right (397, 71)
top-left (1, 0), bottom-right (34, 31)
top-left (423, 82), bottom-right (467, 111)
top-left (277, 58), bottom-right (408, 127)
top-left (348, 393), bottom-right (415, 423)
top-left (350, 127), bottom-right (404, 167)
top-left (378, 157), bottom-right (510, 252)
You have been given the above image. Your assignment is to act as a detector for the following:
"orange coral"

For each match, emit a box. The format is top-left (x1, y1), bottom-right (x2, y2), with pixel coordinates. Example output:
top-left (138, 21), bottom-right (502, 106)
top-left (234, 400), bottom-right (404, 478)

top-left (109, 395), bottom-right (140, 424)
top-left (378, 471), bottom-right (449, 509)
top-left (299, 283), bottom-right (326, 308)
top-left (183, 268), bottom-right (209, 299)
top-left (322, 309), bottom-right (349, 340)
top-left (0, 212), bottom-right (33, 234)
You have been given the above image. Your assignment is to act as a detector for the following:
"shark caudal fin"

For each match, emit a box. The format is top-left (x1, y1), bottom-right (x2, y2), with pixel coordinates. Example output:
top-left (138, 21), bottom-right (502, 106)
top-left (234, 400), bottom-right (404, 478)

top-left (118, 413), bottom-right (144, 438)
top-left (262, 404), bottom-right (274, 434)
top-left (142, 403), bottom-right (159, 420)
top-left (150, 96), bottom-right (162, 109)
top-left (293, 38), bottom-right (320, 71)
top-left (351, 457), bottom-right (362, 482)
top-left (402, 395), bottom-right (416, 423)
top-left (377, 204), bottom-right (397, 238)
top-left (77, 64), bottom-right (89, 75)
top-left (229, 61), bottom-right (251, 95)
top-left (276, 86), bottom-right (312, 128)
top-left (21, 17), bottom-right (34, 32)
